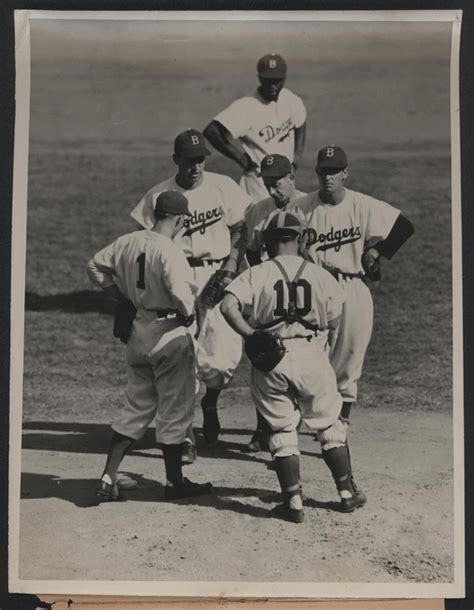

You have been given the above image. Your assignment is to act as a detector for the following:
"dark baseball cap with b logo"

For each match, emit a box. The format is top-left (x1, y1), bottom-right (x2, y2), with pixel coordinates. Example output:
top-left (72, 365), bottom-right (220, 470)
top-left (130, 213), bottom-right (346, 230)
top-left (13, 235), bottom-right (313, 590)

top-left (316, 146), bottom-right (348, 170)
top-left (154, 190), bottom-right (191, 216)
top-left (257, 53), bottom-right (287, 79)
top-left (174, 129), bottom-right (211, 158)
top-left (260, 154), bottom-right (293, 179)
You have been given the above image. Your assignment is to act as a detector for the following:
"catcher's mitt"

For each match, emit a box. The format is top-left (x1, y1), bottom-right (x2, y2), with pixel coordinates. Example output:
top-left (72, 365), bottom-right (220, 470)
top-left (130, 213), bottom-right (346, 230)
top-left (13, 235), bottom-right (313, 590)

top-left (244, 330), bottom-right (286, 373)
top-left (361, 248), bottom-right (381, 282)
top-left (199, 269), bottom-right (238, 309)
top-left (113, 299), bottom-right (137, 344)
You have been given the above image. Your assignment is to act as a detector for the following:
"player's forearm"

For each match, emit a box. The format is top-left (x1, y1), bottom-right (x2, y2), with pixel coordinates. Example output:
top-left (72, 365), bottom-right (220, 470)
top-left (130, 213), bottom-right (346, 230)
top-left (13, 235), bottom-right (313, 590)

top-left (293, 122), bottom-right (306, 169)
top-left (375, 213), bottom-right (414, 260)
top-left (221, 294), bottom-right (254, 337)
top-left (87, 257), bottom-right (116, 290)
top-left (170, 283), bottom-right (196, 318)
top-left (203, 121), bottom-right (252, 170)
top-left (225, 222), bottom-right (248, 273)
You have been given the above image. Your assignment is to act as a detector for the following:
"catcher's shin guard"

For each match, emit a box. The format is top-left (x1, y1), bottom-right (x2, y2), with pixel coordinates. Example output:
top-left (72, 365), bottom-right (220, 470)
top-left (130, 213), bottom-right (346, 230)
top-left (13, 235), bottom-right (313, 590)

top-left (322, 444), bottom-right (366, 512)
top-left (272, 455), bottom-right (304, 522)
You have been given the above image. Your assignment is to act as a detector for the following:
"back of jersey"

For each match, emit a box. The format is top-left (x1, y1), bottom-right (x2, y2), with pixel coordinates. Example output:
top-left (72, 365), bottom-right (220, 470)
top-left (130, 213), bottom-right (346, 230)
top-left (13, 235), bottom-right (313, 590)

top-left (228, 255), bottom-right (344, 339)
top-left (112, 231), bottom-right (183, 312)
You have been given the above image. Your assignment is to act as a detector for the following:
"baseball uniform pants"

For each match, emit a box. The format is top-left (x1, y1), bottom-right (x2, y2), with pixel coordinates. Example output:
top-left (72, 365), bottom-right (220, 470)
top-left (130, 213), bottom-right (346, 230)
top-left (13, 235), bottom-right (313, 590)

top-left (250, 337), bottom-right (342, 458)
top-left (112, 313), bottom-right (196, 445)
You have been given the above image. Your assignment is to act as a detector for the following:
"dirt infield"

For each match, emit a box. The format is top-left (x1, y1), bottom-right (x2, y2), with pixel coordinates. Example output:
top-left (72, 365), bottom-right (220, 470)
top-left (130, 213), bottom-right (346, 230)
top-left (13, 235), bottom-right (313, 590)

top-left (20, 397), bottom-right (453, 583)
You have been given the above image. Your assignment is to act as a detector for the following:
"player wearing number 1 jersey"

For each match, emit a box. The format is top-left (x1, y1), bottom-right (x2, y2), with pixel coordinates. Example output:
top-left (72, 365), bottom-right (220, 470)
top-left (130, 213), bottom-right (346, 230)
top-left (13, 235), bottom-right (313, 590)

top-left (297, 146), bottom-right (415, 424)
top-left (87, 191), bottom-right (212, 501)
top-left (221, 212), bottom-right (367, 522)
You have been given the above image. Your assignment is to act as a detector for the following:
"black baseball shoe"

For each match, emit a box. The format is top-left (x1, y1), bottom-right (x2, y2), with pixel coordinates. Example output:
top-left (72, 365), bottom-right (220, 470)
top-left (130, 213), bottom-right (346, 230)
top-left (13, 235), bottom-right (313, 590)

top-left (340, 477), bottom-right (367, 513)
top-left (201, 405), bottom-right (221, 445)
top-left (244, 429), bottom-right (270, 453)
top-left (164, 477), bottom-right (213, 500)
top-left (181, 441), bottom-right (197, 465)
top-left (271, 503), bottom-right (305, 524)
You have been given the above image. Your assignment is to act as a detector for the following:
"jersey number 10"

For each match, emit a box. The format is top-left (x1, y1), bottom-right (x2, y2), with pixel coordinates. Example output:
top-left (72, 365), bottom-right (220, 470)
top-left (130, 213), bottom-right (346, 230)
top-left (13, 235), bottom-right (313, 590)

top-left (273, 279), bottom-right (312, 317)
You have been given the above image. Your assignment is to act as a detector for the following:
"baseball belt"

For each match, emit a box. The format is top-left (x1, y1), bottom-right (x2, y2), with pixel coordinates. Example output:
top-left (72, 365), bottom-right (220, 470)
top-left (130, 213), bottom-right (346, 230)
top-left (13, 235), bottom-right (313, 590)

top-left (187, 257), bottom-right (226, 267)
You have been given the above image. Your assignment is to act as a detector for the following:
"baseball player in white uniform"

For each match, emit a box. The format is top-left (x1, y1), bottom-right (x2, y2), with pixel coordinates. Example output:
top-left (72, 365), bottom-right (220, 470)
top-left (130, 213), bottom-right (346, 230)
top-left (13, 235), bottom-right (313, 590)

top-left (203, 54), bottom-right (307, 202)
top-left (244, 153), bottom-right (307, 452)
top-left (297, 146), bottom-right (415, 424)
top-left (130, 129), bottom-right (252, 452)
top-left (221, 211), bottom-right (367, 523)
top-left (87, 190), bottom-right (212, 501)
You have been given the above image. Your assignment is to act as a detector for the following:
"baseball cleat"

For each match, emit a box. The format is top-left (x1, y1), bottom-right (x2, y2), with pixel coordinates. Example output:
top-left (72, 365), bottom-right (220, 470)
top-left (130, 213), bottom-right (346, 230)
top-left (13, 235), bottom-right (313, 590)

top-left (201, 406), bottom-right (221, 445)
top-left (271, 503), bottom-right (305, 524)
top-left (95, 479), bottom-right (123, 502)
top-left (164, 477), bottom-right (213, 500)
top-left (181, 441), bottom-right (197, 465)
top-left (340, 479), bottom-right (367, 513)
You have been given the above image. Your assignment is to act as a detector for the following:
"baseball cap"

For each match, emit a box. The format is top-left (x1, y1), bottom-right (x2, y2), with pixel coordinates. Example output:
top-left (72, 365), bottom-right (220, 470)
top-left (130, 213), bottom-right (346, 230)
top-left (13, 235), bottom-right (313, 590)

top-left (260, 154), bottom-right (293, 179)
top-left (263, 210), bottom-right (302, 238)
top-left (174, 129), bottom-right (211, 158)
top-left (316, 146), bottom-right (348, 170)
top-left (257, 53), bottom-right (287, 79)
top-left (154, 190), bottom-right (191, 216)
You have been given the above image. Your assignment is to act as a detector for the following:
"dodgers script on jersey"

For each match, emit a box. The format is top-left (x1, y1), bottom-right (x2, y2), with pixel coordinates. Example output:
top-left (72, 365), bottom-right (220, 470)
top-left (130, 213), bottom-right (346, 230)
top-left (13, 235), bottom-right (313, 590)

top-left (130, 172), bottom-right (252, 260)
top-left (88, 230), bottom-right (196, 316)
top-left (226, 255), bottom-right (345, 339)
top-left (213, 88), bottom-right (306, 167)
top-left (245, 191), bottom-right (307, 255)
top-left (297, 189), bottom-right (400, 273)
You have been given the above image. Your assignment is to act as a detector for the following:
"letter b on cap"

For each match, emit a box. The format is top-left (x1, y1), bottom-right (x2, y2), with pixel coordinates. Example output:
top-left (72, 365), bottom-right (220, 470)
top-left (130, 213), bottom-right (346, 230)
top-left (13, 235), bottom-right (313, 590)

top-left (326, 147), bottom-right (334, 157)
top-left (191, 135), bottom-right (200, 146)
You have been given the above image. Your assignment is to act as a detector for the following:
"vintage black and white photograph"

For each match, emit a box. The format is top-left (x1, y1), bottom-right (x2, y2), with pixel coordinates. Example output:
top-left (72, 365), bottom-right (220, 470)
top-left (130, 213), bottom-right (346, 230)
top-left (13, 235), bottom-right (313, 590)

top-left (9, 10), bottom-right (463, 598)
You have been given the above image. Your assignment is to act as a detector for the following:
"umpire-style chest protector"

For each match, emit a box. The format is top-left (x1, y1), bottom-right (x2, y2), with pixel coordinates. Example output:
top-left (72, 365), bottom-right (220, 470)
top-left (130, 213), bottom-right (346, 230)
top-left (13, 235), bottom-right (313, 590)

top-left (257, 259), bottom-right (320, 334)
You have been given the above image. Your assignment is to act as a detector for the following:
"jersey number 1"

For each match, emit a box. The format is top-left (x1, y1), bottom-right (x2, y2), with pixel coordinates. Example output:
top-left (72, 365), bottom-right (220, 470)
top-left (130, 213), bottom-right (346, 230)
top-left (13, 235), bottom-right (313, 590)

top-left (273, 279), bottom-right (312, 317)
top-left (136, 253), bottom-right (146, 289)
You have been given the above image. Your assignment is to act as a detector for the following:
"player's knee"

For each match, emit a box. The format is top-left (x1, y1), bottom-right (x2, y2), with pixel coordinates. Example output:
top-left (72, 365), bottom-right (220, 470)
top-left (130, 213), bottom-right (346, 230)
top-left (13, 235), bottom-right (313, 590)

top-left (318, 419), bottom-right (348, 451)
top-left (269, 430), bottom-right (300, 458)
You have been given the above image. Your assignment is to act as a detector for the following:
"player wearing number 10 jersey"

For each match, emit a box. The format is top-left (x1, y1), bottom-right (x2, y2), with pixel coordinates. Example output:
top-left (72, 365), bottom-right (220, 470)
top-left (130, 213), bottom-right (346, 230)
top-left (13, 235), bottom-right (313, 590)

top-left (221, 212), bottom-right (366, 521)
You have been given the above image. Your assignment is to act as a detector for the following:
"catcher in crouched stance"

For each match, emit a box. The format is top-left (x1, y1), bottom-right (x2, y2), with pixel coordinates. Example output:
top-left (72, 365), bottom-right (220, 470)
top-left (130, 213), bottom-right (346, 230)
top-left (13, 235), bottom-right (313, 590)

top-left (221, 211), bottom-right (366, 523)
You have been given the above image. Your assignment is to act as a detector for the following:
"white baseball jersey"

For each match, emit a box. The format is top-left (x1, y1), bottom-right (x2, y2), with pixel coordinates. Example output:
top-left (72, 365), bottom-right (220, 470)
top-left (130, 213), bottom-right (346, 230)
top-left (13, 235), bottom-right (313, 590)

top-left (296, 188), bottom-right (400, 274)
top-left (214, 88), bottom-right (306, 167)
top-left (130, 172), bottom-right (252, 260)
top-left (226, 255), bottom-right (344, 339)
top-left (87, 230), bottom-right (197, 446)
top-left (87, 230), bottom-right (196, 316)
top-left (245, 190), bottom-right (307, 255)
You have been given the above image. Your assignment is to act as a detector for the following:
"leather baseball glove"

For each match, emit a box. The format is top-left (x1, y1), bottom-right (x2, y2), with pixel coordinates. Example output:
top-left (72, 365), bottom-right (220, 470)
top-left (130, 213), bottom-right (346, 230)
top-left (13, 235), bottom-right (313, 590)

top-left (244, 330), bottom-right (286, 373)
top-left (113, 299), bottom-right (137, 344)
top-left (199, 269), bottom-right (238, 309)
top-left (361, 248), bottom-right (381, 282)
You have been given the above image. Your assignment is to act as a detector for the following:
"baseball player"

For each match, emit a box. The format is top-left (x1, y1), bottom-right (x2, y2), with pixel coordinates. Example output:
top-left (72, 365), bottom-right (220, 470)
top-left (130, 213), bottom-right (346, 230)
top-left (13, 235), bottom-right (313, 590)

top-left (87, 190), bottom-right (212, 501)
top-left (130, 129), bottom-right (252, 452)
top-left (221, 211), bottom-right (366, 523)
top-left (244, 153), bottom-right (307, 452)
top-left (297, 146), bottom-right (415, 424)
top-left (203, 53), bottom-right (307, 202)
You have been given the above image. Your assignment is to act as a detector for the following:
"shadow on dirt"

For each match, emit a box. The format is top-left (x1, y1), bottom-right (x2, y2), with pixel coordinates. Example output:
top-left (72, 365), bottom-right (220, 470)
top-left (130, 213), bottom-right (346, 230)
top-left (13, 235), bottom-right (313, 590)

top-left (22, 421), bottom-right (321, 463)
top-left (21, 471), bottom-right (342, 516)
top-left (25, 290), bottom-right (115, 314)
